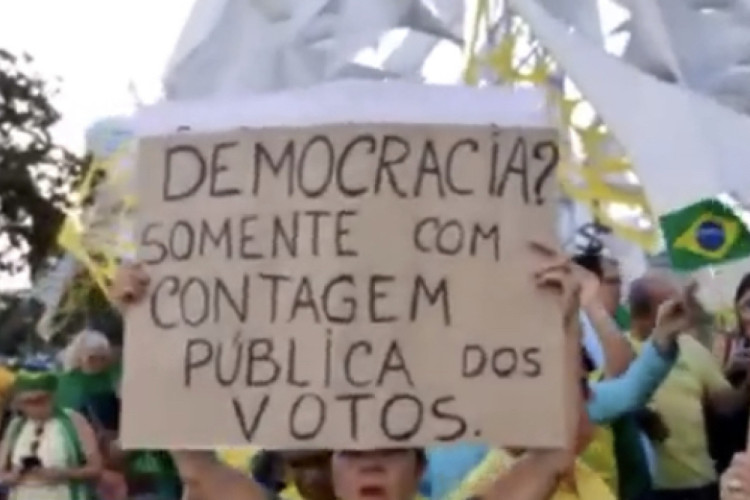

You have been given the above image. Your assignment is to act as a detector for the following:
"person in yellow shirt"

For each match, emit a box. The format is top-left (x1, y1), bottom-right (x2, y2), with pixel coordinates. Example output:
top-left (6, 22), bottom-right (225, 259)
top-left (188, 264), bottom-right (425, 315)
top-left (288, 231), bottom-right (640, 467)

top-left (629, 272), bottom-right (750, 500)
top-left (470, 271), bottom-right (696, 500)
top-left (110, 243), bottom-right (605, 500)
top-left (163, 252), bottom-right (606, 500)
top-left (460, 448), bottom-right (612, 500)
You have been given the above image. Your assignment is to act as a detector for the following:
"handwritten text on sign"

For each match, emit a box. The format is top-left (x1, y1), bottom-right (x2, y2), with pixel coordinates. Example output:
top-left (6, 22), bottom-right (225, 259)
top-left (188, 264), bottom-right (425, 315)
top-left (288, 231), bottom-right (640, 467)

top-left (121, 124), bottom-right (566, 450)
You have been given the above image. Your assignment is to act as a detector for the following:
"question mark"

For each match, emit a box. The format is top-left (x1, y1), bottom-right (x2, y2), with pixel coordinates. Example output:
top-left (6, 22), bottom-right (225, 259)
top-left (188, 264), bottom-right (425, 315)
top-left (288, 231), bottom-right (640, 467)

top-left (532, 140), bottom-right (559, 205)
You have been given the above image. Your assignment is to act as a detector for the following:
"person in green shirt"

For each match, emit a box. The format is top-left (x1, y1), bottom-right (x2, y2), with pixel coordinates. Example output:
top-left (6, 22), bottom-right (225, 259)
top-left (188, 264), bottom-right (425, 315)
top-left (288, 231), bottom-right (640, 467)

top-left (56, 330), bottom-right (121, 413)
top-left (55, 332), bottom-right (182, 500)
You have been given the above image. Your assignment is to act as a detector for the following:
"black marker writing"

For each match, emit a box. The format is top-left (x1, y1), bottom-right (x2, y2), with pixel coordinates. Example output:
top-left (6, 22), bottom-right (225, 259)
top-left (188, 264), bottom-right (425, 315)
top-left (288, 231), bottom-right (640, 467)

top-left (230, 390), bottom-right (470, 445)
top-left (413, 217), bottom-right (500, 261)
top-left (150, 273), bottom-right (451, 329)
top-left (139, 210), bottom-right (359, 264)
top-left (462, 344), bottom-right (542, 378)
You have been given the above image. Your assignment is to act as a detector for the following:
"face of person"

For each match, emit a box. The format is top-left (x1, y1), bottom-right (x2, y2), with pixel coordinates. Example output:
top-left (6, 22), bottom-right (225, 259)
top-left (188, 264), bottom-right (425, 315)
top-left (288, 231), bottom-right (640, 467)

top-left (599, 260), bottom-right (622, 316)
top-left (81, 346), bottom-right (111, 374)
top-left (331, 449), bottom-right (422, 500)
top-left (16, 390), bottom-right (54, 420)
top-left (737, 289), bottom-right (750, 336)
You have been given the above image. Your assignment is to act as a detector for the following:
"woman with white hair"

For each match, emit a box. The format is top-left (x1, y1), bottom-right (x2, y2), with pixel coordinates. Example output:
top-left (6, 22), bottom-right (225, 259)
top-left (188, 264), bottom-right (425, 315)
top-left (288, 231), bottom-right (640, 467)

top-left (55, 330), bottom-right (120, 414)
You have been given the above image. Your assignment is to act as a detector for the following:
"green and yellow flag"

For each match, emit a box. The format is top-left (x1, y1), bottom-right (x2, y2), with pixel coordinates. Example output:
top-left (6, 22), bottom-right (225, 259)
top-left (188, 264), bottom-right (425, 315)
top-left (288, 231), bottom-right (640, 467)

top-left (660, 198), bottom-right (750, 271)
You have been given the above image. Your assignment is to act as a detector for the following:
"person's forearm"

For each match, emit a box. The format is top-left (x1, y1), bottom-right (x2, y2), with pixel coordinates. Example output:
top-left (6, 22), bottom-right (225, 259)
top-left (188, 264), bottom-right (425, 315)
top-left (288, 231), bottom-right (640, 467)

top-left (583, 302), bottom-right (633, 377)
top-left (171, 451), bottom-right (265, 500)
top-left (587, 339), bottom-right (677, 423)
top-left (481, 453), bottom-right (559, 500)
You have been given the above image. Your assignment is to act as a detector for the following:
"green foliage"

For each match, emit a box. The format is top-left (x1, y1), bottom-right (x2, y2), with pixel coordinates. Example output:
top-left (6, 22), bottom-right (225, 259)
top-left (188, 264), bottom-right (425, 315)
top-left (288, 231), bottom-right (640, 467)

top-left (0, 49), bottom-right (88, 277)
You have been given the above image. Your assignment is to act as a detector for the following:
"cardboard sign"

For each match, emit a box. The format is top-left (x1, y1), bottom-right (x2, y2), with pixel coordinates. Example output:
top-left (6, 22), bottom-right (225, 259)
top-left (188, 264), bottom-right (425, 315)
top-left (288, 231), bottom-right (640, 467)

top-left (121, 123), bottom-right (565, 450)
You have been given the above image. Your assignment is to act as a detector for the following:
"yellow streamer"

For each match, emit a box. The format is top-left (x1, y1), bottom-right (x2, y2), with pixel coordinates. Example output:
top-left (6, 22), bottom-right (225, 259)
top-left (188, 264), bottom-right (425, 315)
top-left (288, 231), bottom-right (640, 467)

top-left (53, 4), bottom-right (660, 327)
top-left (57, 140), bottom-right (136, 300)
top-left (464, 11), bottom-right (659, 251)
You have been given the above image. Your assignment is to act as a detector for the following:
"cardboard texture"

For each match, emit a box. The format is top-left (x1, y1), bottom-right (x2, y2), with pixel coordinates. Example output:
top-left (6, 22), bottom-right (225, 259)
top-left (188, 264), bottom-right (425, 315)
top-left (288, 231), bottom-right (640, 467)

top-left (121, 123), bottom-right (565, 450)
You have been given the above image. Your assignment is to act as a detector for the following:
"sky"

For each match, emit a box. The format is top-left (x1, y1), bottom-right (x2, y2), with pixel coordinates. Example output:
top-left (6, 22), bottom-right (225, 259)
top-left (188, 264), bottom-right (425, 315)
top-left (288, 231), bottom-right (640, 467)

top-left (0, 0), bottom-right (623, 154)
top-left (0, 0), bottom-right (196, 153)
top-left (0, 0), bottom-right (195, 290)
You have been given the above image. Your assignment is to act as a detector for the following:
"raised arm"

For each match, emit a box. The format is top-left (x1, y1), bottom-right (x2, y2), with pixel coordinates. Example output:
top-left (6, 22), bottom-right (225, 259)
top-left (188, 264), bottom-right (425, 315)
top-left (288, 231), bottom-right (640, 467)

top-left (586, 296), bottom-right (689, 423)
top-left (582, 299), bottom-right (633, 377)
top-left (481, 243), bottom-right (585, 500)
top-left (587, 339), bottom-right (676, 423)
top-left (110, 266), bottom-right (268, 500)
top-left (571, 254), bottom-right (633, 377)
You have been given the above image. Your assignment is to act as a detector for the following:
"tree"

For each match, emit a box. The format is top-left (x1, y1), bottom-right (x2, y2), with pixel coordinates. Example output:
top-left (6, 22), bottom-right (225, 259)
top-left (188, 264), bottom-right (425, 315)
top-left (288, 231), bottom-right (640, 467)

top-left (0, 49), bottom-right (88, 279)
top-left (0, 293), bottom-right (45, 355)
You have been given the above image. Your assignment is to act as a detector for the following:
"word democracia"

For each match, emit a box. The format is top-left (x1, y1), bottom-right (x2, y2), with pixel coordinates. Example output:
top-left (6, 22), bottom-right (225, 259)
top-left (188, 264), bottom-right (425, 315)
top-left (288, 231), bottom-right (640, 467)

top-left (158, 131), bottom-right (558, 205)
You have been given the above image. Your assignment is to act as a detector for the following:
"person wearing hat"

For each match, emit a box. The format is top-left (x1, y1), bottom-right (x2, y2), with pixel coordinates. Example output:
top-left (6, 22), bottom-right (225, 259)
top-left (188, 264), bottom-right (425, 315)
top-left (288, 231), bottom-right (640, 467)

top-left (0, 370), bottom-right (102, 500)
top-left (56, 330), bottom-right (120, 413)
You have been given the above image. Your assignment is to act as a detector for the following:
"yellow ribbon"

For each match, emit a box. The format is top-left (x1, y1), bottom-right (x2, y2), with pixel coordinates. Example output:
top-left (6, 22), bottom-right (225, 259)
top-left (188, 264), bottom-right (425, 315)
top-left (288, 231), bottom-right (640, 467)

top-left (463, 8), bottom-right (659, 251)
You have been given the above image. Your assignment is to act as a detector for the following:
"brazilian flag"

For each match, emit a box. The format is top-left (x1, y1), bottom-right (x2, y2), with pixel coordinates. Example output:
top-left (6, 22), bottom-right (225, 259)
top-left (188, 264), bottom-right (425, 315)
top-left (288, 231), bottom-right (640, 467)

top-left (660, 198), bottom-right (750, 271)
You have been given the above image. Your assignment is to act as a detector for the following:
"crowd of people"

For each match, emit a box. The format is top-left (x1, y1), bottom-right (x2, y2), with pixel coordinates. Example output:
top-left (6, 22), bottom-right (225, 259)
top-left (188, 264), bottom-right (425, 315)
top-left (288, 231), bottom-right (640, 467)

top-left (1, 245), bottom-right (750, 500)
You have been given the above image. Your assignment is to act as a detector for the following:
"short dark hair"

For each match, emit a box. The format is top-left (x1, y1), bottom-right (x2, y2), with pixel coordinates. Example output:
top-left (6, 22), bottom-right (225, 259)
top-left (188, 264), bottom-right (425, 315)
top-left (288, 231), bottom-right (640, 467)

top-left (572, 251), bottom-right (603, 280)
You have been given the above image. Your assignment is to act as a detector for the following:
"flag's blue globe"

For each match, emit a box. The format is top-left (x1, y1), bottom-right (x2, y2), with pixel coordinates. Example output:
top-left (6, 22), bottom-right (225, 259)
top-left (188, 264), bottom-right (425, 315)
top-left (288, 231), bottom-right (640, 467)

top-left (695, 219), bottom-right (726, 251)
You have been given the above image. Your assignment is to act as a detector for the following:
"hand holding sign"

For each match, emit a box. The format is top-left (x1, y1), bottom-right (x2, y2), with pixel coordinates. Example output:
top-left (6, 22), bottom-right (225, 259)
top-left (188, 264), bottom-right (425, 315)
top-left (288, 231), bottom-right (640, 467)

top-left (109, 263), bottom-right (149, 312)
top-left (120, 122), bottom-right (564, 450)
top-left (529, 241), bottom-right (587, 459)
top-left (529, 241), bottom-right (585, 328)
